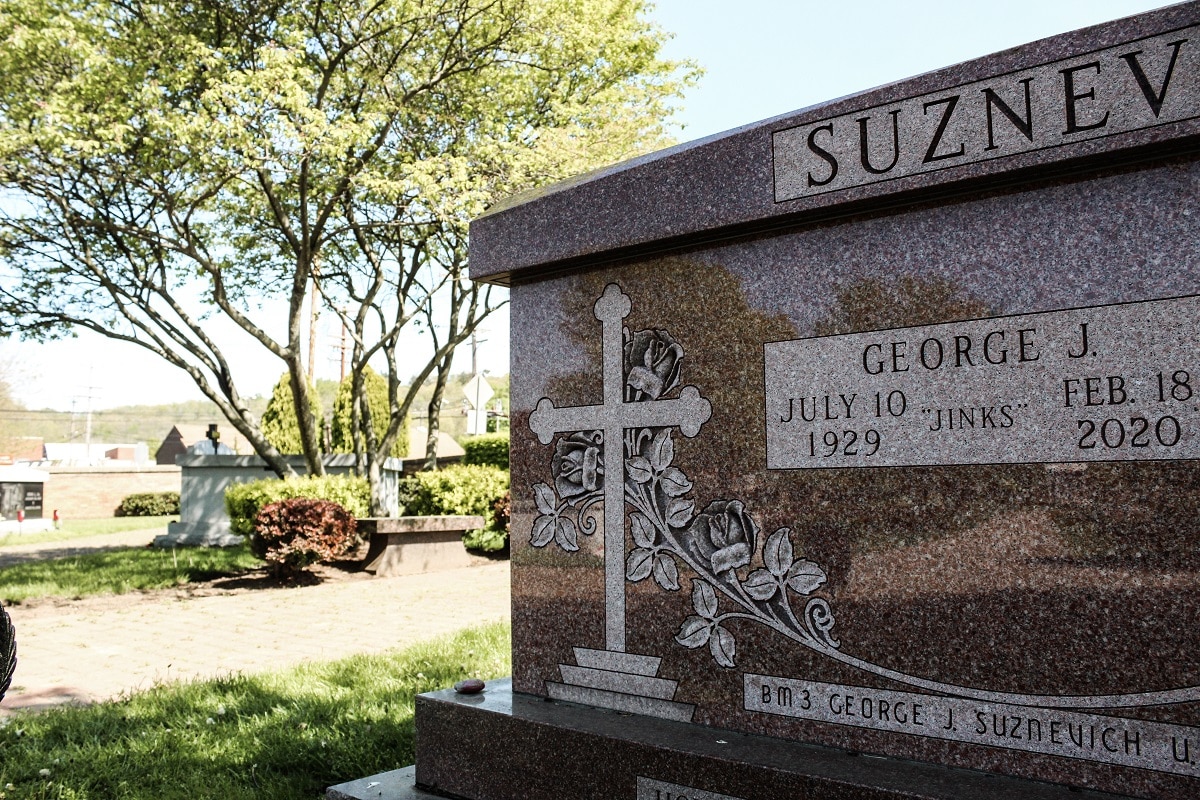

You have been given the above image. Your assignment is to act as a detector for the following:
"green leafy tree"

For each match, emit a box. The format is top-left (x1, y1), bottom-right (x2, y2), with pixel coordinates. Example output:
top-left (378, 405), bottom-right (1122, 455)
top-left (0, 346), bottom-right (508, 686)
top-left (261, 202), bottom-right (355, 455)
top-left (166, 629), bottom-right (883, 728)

top-left (261, 374), bottom-right (323, 455)
top-left (331, 366), bottom-right (408, 458)
top-left (0, 0), bottom-right (698, 511)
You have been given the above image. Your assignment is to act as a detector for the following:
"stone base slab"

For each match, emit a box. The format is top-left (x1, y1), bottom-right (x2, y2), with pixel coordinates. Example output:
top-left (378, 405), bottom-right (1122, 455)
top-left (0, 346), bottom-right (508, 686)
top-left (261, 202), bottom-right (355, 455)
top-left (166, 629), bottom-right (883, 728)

top-left (358, 516), bottom-right (484, 576)
top-left (327, 766), bottom-right (439, 800)
top-left (330, 679), bottom-right (1131, 800)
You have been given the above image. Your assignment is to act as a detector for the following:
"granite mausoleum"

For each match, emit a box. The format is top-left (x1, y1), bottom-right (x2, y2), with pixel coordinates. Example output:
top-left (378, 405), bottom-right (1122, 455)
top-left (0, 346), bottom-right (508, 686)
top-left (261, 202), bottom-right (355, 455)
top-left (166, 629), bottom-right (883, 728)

top-left (331, 4), bottom-right (1200, 799)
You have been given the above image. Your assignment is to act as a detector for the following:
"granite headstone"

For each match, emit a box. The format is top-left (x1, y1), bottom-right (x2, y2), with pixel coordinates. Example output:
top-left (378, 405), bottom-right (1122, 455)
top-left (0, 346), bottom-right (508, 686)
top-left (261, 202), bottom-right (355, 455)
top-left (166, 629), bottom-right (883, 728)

top-left (333, 4), bottom-right (1200, 799)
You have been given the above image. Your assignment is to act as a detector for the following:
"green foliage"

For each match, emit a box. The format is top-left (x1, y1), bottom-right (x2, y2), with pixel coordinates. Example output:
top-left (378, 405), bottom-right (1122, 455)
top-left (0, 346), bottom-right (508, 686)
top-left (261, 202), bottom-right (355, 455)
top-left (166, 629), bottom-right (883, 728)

top-left (0, 545), bottom-right (262, 604)
top-left (463, 489), bottom-right (511, 553)
top-left (116, 491), bottom-right (181, 517)
top-left (330, 366), bottom-right (408, 458)
top-left (0, 622), bottom-right (511, 799)
top-left (0, 0), bottom-right (695, 508)
top-left (252, 498), bottom-right (358, 578)
top-left (260, 374), bottom-right (322, 455)
top-left (462, 433), bottom-right (509, 468)
top-left (397, 465), bottom-right (509, 519)
top-left (225, 475), bottom-right (369, 538)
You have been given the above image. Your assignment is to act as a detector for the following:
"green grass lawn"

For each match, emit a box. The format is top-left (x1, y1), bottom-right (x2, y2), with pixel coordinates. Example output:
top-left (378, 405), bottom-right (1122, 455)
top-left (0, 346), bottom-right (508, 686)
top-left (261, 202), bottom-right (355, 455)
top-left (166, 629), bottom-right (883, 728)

top-left (0, 516), bottom-right (177, 548)
top-left (0, 546), bottom-right (263, 604)
top-left (0, 622), bottom-right (511, 799)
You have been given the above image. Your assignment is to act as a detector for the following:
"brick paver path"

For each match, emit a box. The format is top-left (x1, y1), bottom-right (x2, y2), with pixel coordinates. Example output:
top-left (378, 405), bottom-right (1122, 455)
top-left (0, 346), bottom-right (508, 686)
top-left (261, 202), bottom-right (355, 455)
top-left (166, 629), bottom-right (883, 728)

top-left (0, 530), bottom-right (510, 715)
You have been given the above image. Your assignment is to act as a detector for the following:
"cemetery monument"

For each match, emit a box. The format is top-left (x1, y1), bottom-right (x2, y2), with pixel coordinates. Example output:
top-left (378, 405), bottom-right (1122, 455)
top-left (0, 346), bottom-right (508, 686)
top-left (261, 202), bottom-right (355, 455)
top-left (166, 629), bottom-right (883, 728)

top-left (331, 4), bottom-right (1200, 798)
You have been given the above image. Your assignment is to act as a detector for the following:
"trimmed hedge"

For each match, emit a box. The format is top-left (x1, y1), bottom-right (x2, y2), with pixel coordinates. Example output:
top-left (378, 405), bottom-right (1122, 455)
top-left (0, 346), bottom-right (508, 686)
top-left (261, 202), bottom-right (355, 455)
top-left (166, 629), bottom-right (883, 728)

top-left (116, 492), bottom-right (180, 517)
top-left (461, 433), bottom-right (509, 469)
top-left (252, 498), bottom-right (358, 578)
top-left (225, 475), bottom-right (369, 538)
top-left (398, 465), bottom-right (510, 554)
top-left (463, 490), bottom-right (511, 553)
top-left (397, 465), bottom-right (509, 518)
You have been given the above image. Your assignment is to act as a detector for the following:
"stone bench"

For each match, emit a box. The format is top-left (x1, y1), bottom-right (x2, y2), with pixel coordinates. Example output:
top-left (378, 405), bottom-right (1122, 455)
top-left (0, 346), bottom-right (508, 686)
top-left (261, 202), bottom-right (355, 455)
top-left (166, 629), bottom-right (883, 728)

top-left (358, 516), bottom-right (485, 577)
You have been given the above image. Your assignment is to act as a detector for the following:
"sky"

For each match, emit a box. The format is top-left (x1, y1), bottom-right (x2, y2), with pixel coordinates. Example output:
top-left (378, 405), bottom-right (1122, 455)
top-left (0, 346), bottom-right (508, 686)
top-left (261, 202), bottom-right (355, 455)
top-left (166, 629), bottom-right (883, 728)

top-left (1, 0), bottom-right (1169, 412)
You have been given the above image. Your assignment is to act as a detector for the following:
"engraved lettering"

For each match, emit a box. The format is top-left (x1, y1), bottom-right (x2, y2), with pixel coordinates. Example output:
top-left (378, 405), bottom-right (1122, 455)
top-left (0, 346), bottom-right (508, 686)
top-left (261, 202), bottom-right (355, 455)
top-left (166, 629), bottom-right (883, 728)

top-left (922, 95), bottom-right (966, 163)
top-left (1120, 39), bottom-right (1187, 118)
top-left (1068, 322), bottom-right (1090, 358)
top-left (983, 78), bottom-right (1035, 150)
top-left (806, 124), bottom-right (839, 187)
top-left (857, 110), bottom-right (902, 174)
top-left (1061, 61), bottom-right (1110, 134)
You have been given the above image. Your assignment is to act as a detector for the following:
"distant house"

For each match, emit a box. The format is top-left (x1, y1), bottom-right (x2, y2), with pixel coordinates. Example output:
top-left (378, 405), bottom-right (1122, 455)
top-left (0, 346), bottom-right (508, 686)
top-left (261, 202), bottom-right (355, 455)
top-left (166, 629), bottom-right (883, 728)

top-left (156, 424), bottom-right (252, 464)
top-left (408, 426), bottom-right (466, 459)
top-left (1, 437), bottom-right (45, 464)
top-left (42, 442), bottom-right (147, 466)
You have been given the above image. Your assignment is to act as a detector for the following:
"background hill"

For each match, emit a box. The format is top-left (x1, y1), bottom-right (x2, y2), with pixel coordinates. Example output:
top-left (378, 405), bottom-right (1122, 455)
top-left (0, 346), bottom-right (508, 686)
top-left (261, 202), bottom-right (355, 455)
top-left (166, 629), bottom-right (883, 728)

top-left (0, 373), bottom-right (509, 452)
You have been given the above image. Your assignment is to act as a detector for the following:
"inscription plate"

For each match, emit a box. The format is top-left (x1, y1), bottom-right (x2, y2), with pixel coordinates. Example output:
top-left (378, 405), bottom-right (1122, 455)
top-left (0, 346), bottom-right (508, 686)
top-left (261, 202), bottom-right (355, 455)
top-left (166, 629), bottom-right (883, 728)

top-left (772, 25), bottom-right (1200, 202)
top-left (745, 675), bottom-right (1200, 777)
top-left (765, 295), bottom-right (1200, 469)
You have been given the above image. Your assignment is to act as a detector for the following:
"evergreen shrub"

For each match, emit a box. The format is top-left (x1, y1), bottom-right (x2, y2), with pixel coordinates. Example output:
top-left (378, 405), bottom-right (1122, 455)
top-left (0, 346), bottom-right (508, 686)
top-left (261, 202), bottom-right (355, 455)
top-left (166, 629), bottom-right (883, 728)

top-left (225, 475), bottom-right (369, 537)
top-left (116, 491), bottom-right (180, 516)
top-left (252, 498), bottom-right (357, 578)
top-left (396, 465), bottom-right (509, 519)
top-left (330, 366), bottom-right (409, 457)
top-left (260, 373), bottom-right (322, 454)
top-left (400, 466), bottom-right (510, 554)
top-left (463, 489), bottom-right (511, 553)
top-left (461, 433), bottom-right (509, 468)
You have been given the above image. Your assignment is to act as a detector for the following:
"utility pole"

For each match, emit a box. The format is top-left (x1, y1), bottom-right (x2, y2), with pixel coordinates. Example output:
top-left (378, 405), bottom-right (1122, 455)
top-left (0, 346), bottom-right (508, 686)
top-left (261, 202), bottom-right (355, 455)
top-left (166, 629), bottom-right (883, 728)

top-left (468, 331), bottom-right (490, 435)
top-left (339, 307), bottom-right (348, 380)
top-left (307, 279), bottom-right (319, 382)
top-left (470, 331), bottom-right (487, 376)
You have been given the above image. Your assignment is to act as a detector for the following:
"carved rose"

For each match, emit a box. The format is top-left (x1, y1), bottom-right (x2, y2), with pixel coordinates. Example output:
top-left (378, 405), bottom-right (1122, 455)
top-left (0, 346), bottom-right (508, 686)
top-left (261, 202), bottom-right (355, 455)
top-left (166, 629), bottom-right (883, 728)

top-left (624, 328), bottom-right (683, 402)
top-left (686, 500), bottom-right (757, 574)
top-left (552, 431), bottom-right (603, 499)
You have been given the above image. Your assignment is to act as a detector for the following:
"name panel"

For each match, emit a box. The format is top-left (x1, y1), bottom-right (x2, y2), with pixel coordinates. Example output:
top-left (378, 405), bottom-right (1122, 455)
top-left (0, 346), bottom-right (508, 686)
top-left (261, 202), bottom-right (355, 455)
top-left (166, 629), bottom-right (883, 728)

top-left (745, 674), bottom-right (1200, 777)
top-left (773, 25), bottom-right (1200, 202)
top-left (764, 295), bottom-right (1200, 469)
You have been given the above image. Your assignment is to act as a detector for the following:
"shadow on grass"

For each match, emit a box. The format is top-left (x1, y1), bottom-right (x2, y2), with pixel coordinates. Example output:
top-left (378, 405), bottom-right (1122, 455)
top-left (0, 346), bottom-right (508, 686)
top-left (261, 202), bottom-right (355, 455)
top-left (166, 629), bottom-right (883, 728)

top-left (0, 546), bottom-right (265, 604)
top-left (0, 622), bottom-right (511, 800)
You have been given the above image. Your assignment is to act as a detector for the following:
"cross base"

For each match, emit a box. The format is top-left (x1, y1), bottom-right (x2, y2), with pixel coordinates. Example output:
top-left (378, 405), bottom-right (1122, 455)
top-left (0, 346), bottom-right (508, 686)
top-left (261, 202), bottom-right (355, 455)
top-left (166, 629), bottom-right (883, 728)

top-left (545, 647), bottom-right (696, 723)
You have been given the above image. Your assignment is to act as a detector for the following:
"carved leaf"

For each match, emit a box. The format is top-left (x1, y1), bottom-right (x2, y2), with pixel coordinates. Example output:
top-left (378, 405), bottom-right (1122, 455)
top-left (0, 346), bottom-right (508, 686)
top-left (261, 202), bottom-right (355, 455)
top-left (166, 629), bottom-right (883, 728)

top-left (652, 553), bottom-right (680, 591)
top-left (555, 517), bottom-right (579, 552)
top-left (533, 483), bottom-right (557, 516)
top-left (742, 568), bottom-right (778, 601)
top-left (649, 428), bottom-right (674, 472)
top-left (630, 512), bottom-right (656, 549)
top-left (626, 456), bottom-right (654, 484)
top-left (709, 625), bottom-right (736, 668)
top-left (675, 615), bottom-right (711, 649)
top-left (626, 547), bottom-right (654, 582)
top-left (530, 514), bottom-right (556, 547)
top-left (665, 498), bottom-right (695, 529)
top-left (785, 560), bottom-right (827, 595)
top-left (764, 528), bottom-right (794, 577)
top-left (658, 467), bottom-right (693, 497)
top-left (692, 579), bottom-right (718, 619)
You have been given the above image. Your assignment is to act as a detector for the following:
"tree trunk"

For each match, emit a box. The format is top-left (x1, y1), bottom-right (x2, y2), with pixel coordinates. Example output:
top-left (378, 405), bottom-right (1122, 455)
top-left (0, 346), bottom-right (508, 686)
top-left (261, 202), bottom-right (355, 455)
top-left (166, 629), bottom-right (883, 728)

top-left (367, 455), bottom-right (388, 517)
top-left (424, 358), bottom-right (452, 470)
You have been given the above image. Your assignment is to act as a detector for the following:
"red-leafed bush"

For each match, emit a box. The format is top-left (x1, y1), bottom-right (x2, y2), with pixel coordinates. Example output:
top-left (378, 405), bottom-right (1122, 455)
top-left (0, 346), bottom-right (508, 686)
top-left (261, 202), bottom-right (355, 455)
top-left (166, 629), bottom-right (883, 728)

top-left (252, 498), bottom-right (358, 579)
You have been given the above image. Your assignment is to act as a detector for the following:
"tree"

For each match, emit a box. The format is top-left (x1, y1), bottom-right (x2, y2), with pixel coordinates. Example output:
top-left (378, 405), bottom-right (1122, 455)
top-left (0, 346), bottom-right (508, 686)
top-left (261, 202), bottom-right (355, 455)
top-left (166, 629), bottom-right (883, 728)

top-left (331, 366), bottom-right (408, 458)
top-left (261, 373), bottom-right (323, 455)
top-left (0, 0), bottom-right (697, 512)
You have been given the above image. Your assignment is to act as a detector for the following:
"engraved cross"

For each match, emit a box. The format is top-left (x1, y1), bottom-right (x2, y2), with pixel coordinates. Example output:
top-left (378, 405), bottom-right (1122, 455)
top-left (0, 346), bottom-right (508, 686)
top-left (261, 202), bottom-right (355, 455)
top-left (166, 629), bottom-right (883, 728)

top-left (530, 283), bottom-right (712, 653)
